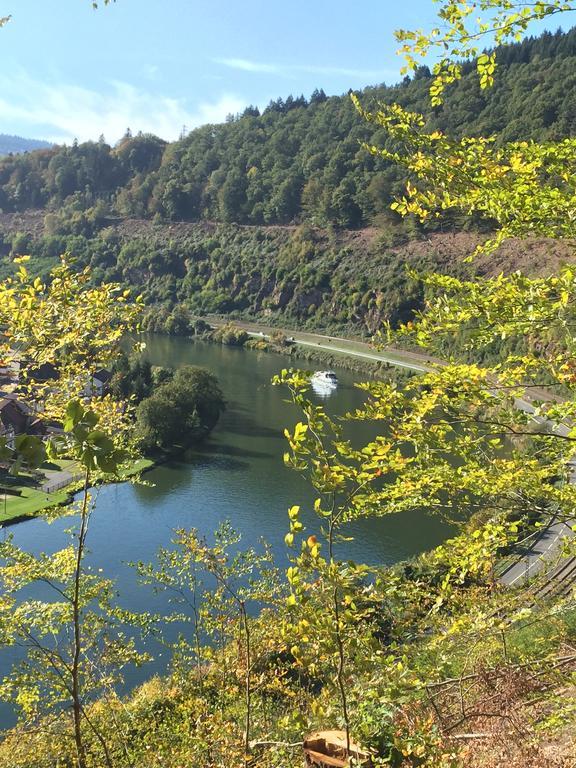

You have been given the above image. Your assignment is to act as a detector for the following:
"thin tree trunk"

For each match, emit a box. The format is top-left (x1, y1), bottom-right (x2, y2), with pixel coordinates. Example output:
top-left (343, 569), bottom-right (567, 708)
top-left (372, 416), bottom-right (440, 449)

top-left (71, 467), bottom-right (90, 768)
top-left (328, 516), bottom-right (351, 756)
top-left (213, 567), bottom-right (253, 765)
top-left (79, 701), bottom-right (115, 768)
top-left (191, 571), bottom-right (204, 693)
top-left (241, 601), bottom-right (252, 765)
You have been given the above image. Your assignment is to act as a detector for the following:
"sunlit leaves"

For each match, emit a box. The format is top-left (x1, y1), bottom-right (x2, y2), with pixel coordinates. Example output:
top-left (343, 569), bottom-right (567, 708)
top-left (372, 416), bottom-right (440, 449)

top-left (0, 254), bottom-right (144, 765)
top-left (394, 266), bottom-right (576, 384)
top-left (353, 96), bottom-right (576, 255)
top-left (395, 1), bottom-right (575, 104)
top-left (0, 531), bottom-right (150, 723)
top-left (0, 257), bottom-right (141, 469)
top-left (62, 399), bottom-right (127, 472)
top-left (273, 358), bottom-right (576, 755)
top-left (136, 524), bottom-right (281, 758)
top-left (356, 3), bottom-right (576, 255)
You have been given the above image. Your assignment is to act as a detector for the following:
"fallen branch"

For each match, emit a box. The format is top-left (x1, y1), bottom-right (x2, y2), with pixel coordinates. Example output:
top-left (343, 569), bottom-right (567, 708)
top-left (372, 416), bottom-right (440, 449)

top-left (426, 653), bottom-right (576, 690)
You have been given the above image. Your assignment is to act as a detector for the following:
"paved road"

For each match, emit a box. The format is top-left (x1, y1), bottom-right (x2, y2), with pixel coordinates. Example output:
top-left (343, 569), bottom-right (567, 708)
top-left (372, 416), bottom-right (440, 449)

top-left (499, 517), bottom-right (574, 586)
top-left (206, 317), bottom-right (575, 587)
top-left (500, 398), bottom-right (576, 587)
top-left (206, 318), bottom-right (434, 373)
top-left (40, 462), bottom-right (82, 494)
top-left (249, 331), bottom-right (430, 372)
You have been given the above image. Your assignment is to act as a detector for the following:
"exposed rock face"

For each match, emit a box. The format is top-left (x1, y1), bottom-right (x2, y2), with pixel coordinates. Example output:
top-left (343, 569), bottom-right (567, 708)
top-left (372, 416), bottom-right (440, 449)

top-left (2, 213), bottom-right (575, 335)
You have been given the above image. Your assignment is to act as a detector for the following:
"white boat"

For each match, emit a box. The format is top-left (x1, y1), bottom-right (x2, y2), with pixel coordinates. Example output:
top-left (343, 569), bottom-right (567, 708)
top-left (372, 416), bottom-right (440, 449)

top-left (311, 370), bottom-right (338, 388)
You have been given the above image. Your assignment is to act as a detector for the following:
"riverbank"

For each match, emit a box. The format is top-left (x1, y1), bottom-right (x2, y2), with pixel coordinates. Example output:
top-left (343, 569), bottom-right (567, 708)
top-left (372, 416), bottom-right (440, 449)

top-left (0, 456), bottom-right (154, 527)
top-left (246, 337), bottom-right (415, 379)
top-left (202, 316), bottom-right (436, 374)
top-left (204, 318), bottom-right (564, 404)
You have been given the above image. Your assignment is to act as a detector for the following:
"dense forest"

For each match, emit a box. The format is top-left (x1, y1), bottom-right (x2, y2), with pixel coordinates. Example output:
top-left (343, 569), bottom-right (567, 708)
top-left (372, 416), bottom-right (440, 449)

top-left (1, 28), bottom-right (576, 336)
top-left (1, 27), bottom-right (576, 228)
top-left (0, 218), bottom-right (438, 334)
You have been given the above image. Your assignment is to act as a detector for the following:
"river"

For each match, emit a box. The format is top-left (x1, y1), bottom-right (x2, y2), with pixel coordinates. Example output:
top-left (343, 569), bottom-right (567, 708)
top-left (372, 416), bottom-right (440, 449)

top-left (0, 335), bottom-right (454, 727)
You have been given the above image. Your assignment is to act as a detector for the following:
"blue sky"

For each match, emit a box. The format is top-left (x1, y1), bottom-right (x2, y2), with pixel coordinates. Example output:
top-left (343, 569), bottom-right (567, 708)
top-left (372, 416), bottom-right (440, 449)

top-left (0, 0), bottom-right (569, 144)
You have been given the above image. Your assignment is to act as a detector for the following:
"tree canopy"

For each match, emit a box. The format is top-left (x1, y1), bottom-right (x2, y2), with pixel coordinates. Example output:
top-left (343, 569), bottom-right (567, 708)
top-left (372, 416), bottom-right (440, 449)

top-left (2, 27), bottom-right (576, 228)
top-left (136, 365), bottom-right (226, 453)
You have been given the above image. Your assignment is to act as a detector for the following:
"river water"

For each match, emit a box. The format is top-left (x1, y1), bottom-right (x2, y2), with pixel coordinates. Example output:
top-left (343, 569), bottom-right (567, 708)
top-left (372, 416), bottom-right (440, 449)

top-left (0, 336), bottom-right (454, 727)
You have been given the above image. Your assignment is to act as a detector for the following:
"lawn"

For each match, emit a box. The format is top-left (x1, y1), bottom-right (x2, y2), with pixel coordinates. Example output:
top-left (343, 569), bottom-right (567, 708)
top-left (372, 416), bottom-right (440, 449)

top-left (0, 483), bottom-right (70, 524)
top-left (117, 457), bottom-right (154, 479)
top-left (0, 456), bottom-right (154, 525)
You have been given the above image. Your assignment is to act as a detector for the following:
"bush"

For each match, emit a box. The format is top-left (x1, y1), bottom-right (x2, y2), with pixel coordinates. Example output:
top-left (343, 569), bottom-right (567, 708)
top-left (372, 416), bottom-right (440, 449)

top-left (211, 323), bottom-right (249, 346)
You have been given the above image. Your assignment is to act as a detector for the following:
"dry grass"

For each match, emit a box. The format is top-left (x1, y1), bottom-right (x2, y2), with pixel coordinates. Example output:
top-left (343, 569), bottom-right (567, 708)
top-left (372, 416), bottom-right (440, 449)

top-left (428, 654), bottom-right (576, 767)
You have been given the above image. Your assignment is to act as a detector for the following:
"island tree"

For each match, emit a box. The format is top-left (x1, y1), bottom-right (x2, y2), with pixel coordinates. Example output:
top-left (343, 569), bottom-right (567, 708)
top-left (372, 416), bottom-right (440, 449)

top-left (135, 365), bottom-right (226, 454)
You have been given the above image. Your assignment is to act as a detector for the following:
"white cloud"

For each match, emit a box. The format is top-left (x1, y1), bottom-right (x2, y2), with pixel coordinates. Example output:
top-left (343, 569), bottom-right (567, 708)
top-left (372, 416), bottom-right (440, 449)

top-left (214, 57), bottom-right (397, 80)
top-left (144, 64), bottom-right (161, 81)
top-left (214, 58), bottom-right (279, 74)
top-left (0, 71), bottom-right (245, 144)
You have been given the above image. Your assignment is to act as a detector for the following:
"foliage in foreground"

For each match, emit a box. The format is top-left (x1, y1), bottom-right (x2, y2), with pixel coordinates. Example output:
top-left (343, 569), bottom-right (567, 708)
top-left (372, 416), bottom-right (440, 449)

top-left (0, 259), bottom-right (145, 768)
top-left (3, 3), bottom-right (576, 768)
top-left (0, 507), bottom-right (574, 768)
top-left (2, 342), bottom-right (576, 765)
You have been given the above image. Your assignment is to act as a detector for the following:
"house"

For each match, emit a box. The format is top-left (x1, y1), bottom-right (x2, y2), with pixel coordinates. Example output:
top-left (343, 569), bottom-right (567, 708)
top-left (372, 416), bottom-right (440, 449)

top-left (84, 368), bottom-right (112, 398)
top-left (24, 363), bottom-right (113, 400)
top-left (25, 361), bottom-right (60, 383)
top-left (0, 358), bottom-right (20, 391)
top-left (0, 393), bottom-right (45, 447)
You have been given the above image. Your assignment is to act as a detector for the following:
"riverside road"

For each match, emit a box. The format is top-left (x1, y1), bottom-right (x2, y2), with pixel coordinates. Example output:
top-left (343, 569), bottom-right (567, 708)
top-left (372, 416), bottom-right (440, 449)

top-left (206, 317), bottom-right (575, 590)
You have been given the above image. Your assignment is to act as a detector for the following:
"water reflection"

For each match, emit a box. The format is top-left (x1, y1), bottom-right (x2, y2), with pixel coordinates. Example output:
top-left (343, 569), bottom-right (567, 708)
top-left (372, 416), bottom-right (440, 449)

top-left (0, 337), bottom-right (455, 728)
top-left (310, 369), bottom-right (340, 399)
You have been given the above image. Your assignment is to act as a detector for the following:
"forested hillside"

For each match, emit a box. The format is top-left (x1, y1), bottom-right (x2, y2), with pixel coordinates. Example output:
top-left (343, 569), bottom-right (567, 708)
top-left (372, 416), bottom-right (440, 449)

top-left (0, 134), bottom-right (52, 156)
top-left (1, 28), bottom-right (576, 335)
top-left (1, 27), bottom-right (576, 228)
